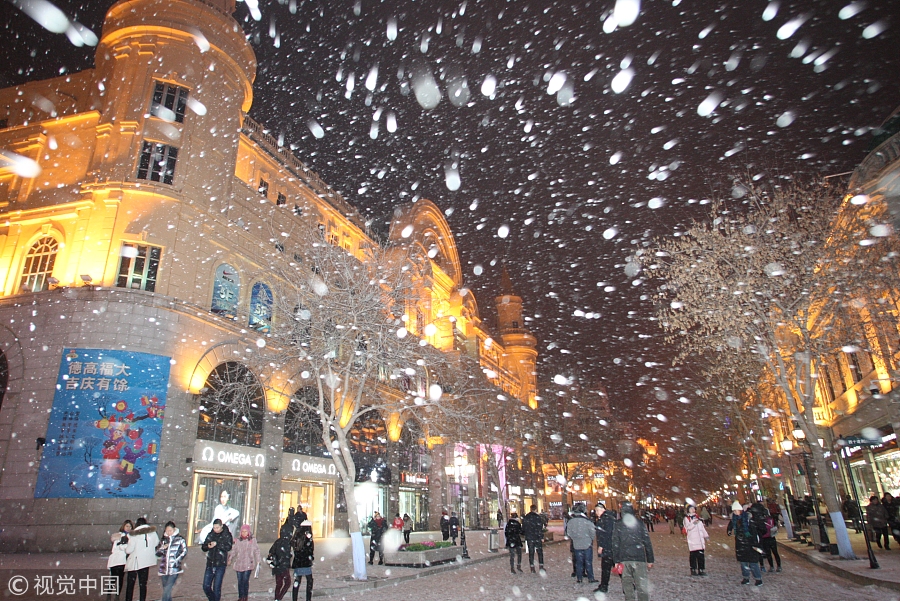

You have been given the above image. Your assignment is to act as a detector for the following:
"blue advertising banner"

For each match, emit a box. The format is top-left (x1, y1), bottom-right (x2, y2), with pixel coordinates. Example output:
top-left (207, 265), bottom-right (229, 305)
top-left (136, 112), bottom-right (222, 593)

top-left (34, 348), bottom-right (171, 499)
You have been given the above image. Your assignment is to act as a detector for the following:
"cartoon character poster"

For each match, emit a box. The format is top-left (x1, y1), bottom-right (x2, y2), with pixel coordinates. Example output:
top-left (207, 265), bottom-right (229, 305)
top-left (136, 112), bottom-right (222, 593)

top-left (34, 348), bottom-right (171, 499)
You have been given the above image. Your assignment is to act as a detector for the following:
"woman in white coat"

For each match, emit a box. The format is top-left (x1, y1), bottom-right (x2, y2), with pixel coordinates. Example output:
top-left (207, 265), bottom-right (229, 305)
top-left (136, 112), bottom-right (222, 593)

top-left (107, 520), bottom-right (132, 599)
top-left (684, 504), bottom-right (710, 576)
top-left (125, 517), bottom-right (160, 601)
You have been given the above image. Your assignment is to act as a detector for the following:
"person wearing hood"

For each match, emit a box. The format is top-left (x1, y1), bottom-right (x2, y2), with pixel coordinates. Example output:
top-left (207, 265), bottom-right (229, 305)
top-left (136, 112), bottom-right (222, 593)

top-left (440, 510), bottom-right (451, 541)
top-left (201, 518), bottom-right (234, 601)
top-left (726, 501), bottom-right (762, 586)
top-left (505, 511), bottom-right (525, 574)
top-left (268, 520), bottom-right (293, 601)
top-left (565, 502), bottom-right (597, 584)
top-left (611, 502), bottom-right (655, 601)
top-left (108, 520), bottom-right (132, 601)
top-left (230, 524), bottom-right (261, 601)
top-left (684, 505), bottom-right (710, 576)
top-left (155, 521), bottom-right (187, 601)
top-left (124, 517), bottom-right (159, 601)
top-left (594, 501), bottom-right (617, 593)
top-left (291, 519), bottom-right (315, 601)
top-left (367, 511), bottom-right (387, 565)
top-left (449, 511), bottom-right (460, 545)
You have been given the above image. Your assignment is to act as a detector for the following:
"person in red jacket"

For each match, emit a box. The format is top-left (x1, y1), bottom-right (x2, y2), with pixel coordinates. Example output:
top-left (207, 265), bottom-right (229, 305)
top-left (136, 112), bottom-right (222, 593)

top-left (391, 513), bottom-right (404, 530)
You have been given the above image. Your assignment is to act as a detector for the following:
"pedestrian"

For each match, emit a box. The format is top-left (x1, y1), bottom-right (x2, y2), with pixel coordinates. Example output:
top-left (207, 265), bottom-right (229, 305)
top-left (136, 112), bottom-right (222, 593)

top-left (675, 506), bottom-right (685, 536)
top-left (867, 495), bottom-right (890, 549)
top-left (505, 511), bottom-right (524, 573)
top-left (497, 509), bottom-right (504, 528)
top-left (522, 504), bottom-right (545, 573)
top-left (107, 520), bottom-right (132, 601)
top-left (448, 511), bottom-right (460, 545)
top-left (883, 492), bottom-right (900, 544)
top-left (611, 502), bottom-right (655, 601)
top-left (665, 506), bottom-right (676, 534)
top-left (290, 505), bottom-right (308, 531)
top-left (842, 495), bottom-right (862, 533)
top-left (124, 517), bottom-right (159, 601)
top-left (594, 500), bottom-right (616, 594)
top-left (766, 499), bottom-right (781, 526)
top-left (402, 513), bottom-right (413, 545)
top-left (440, 510), bottom-right (451, 541)
top-left (642, 509), bottom-right (655, 532)
top-left (683, 505), bottom-right (709, 576)
top-left (759, 512), bottom-right (782, 573)
top-left (267, 520), bottom-right (293, 601)
top-left (700, 506), bottom-right (712, 527)
top-left (391, 513), bottom-right (404, 531)
top-left (290, 519), bottom-right (314, 601)
top-left (726, 501), bottom-right (762, 586)
top-left (201, 519), bottom-right (233, 601)
top-left (367, 511), bottom-right (387, 565)
top-left (155, 521), bottom-right (187, 601)
top-left (230, 524), bottom-right (260, 601)
top-left (565, 502), bottom-right (596, 584)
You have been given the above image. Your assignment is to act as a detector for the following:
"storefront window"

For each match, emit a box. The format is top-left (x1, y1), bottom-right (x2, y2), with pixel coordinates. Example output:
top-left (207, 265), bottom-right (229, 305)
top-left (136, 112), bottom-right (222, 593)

top-left (876, 450), bottom-right (900, 497)
top-left (399, 487), bottom-right (428, 531)
top-left (283, 387), bottom-right (330, 457)
top-left (280, 480), bottom-right (333, 539)
top-left (189, 474), bottom-right (253, 545)
top-left (197, 362), bottom-right (264, 447)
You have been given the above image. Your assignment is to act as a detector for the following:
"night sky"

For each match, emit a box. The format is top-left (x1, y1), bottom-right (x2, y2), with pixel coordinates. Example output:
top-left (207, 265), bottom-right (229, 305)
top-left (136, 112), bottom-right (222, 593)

top-left (3, 0), bottom-right (900, 494)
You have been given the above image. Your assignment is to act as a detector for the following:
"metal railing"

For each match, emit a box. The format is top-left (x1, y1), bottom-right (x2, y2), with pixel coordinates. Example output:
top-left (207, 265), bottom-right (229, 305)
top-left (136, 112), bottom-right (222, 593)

top-left (241, 114), bottom-right (364, 228)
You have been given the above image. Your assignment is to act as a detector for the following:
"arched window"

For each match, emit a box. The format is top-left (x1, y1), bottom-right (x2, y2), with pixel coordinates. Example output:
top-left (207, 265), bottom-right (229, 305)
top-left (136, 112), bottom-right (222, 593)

top-left (211, 264), bottom-right (240, 319)
top-left (197, 362), bottom-right (264, 447)
top-left (249, 282), bottom-right (273, 332)
top-left (20, 236), bottom-right (58, 292)
top-left (283, 386), bottom-right (330, 457)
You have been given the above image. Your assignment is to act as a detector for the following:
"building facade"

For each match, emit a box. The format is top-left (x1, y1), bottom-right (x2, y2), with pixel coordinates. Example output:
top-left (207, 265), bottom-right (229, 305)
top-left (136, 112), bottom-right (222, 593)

top-left (0, 0), bottom-right (537, 551)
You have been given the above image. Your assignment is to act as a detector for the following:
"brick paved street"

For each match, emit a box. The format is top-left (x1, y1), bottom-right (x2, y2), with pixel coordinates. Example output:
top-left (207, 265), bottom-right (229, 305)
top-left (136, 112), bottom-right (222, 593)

top-left (337, 521), bottom-right (900, 601)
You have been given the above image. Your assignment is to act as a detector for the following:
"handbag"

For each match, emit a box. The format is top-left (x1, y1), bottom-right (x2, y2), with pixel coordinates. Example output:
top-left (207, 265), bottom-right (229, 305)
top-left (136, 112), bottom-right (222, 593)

top-left (264, 554), bottom-right (276, 569)
top-left (613, 563), bottom-right (624, 576)
top-left (681, 526), bottom-right (687, 535)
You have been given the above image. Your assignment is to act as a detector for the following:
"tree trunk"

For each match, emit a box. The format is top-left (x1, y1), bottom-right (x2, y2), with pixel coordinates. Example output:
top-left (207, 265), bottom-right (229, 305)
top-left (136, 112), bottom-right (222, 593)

top-left (808, 443), bottom-right (856, 559)
top-left (387, 437), bottom-right (400, 520)
top-left (340, 482), bottom-right (369, 580)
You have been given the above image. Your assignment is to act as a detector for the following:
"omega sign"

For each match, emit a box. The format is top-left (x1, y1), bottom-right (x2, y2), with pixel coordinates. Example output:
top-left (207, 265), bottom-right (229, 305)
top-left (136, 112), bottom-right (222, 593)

top-left (197, 443), bottom-right (265, 471)
top-left (282, 454), bottom-right (339, 480)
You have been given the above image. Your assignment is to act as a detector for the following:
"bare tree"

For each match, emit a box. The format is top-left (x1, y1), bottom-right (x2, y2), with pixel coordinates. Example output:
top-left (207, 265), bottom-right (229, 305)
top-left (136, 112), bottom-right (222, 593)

top-left (641, 178), bottom-right (900, 559)
top-left (250, 217), bottom-right (476, 580)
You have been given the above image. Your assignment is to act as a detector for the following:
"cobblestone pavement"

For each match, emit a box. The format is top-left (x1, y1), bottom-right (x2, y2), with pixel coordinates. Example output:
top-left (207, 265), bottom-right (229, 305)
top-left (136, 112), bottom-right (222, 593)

top-left (337, 521), bottom-right (900, 601)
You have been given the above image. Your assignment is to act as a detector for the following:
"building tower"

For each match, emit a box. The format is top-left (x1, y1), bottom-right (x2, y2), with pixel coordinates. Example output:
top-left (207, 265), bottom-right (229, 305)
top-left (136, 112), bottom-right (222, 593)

top-left (495, 267), bottom-right (538, 408)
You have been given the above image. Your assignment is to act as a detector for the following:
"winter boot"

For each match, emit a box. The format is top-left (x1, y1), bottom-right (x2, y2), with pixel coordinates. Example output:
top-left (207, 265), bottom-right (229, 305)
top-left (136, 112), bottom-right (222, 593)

top-left (691, 569), bottom-right (697, 576)
top-left (530, 566), bottom-right (536, 573)
top-left (740, 578), bottom-right (750, 585)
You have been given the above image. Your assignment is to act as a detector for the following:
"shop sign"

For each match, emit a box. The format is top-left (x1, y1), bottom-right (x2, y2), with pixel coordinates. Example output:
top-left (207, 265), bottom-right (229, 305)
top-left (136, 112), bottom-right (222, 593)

top-left (549, 501), bottom-right (563, 507)
top-left (282, 453), bottom-right (340, 480)
top-left (194, 440), bottom-right (265, 473)
top-left (401, 471), bottom-right (429, 485)
top-left (524, 488), bottom-right (535, 495)
top-left (839, 436), bottom-right (882, 447)
top-left (509, 486), bottom-right (521, 494)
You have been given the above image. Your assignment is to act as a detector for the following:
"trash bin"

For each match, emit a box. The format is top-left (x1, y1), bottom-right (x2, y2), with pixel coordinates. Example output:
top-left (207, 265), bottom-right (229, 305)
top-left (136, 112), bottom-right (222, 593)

top-left (489, 528), bottom-right (500, 553)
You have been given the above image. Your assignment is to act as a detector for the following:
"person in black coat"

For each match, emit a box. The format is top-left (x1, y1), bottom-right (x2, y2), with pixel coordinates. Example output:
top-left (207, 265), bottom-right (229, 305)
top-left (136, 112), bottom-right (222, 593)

top-left (521, 505), bottom-right (544, 573)
top-left (449, 512), bottom-right (460, 545)
top-left (200, 520), bottom-right (233, 601)
top-left (611, 503), bottom-right (655, 601)
top-left (594, 501), bottom-right (617, 594)
top-left (290, 521), bottom-right (314, 601)
top-left (268, 520), bottom-right (293, 601)
top-left (726, 502), bottom-right (762, 586)
top-left (367, 512), bottom-right (387, 565)
top-left (504, 512), bottom-right (524, 574)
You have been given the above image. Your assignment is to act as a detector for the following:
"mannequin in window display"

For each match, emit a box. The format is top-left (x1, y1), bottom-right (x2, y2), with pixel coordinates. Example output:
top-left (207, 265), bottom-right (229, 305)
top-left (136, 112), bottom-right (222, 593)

top-left (199, 490), bottom-right (241, 544)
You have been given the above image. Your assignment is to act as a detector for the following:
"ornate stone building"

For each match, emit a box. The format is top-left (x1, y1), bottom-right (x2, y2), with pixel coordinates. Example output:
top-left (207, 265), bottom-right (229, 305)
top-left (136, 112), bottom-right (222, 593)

top-left (0, 0), bottom-right (537, 551)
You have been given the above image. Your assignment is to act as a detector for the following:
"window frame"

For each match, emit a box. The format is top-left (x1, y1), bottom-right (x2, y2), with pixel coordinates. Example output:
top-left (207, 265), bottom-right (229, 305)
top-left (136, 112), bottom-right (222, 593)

top-left (116, 242), bottom-right (162, 292)
top-left (151, 81), bottom-right (189, 123)
top-left (136, 141), bottom-right (178, 185)
top-left (19, 235), bottom-right (59, 293)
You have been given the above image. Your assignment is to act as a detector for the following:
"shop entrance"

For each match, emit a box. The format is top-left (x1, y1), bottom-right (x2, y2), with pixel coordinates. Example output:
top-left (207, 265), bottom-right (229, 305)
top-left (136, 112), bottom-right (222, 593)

top-left (189, 473), bottom-right (256, 546)
top-left (280, 481), bottom-right (332, 539)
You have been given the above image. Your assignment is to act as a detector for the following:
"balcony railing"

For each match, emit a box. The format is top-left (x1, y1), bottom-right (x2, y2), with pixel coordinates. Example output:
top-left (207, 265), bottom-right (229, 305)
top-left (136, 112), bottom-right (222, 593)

top-left (241, 114), bottom-right (364, 228)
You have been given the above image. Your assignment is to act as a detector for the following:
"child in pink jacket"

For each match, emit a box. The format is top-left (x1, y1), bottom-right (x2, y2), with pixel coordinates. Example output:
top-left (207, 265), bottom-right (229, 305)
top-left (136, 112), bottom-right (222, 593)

top-left (230, 525), bottom-right (261, 601)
